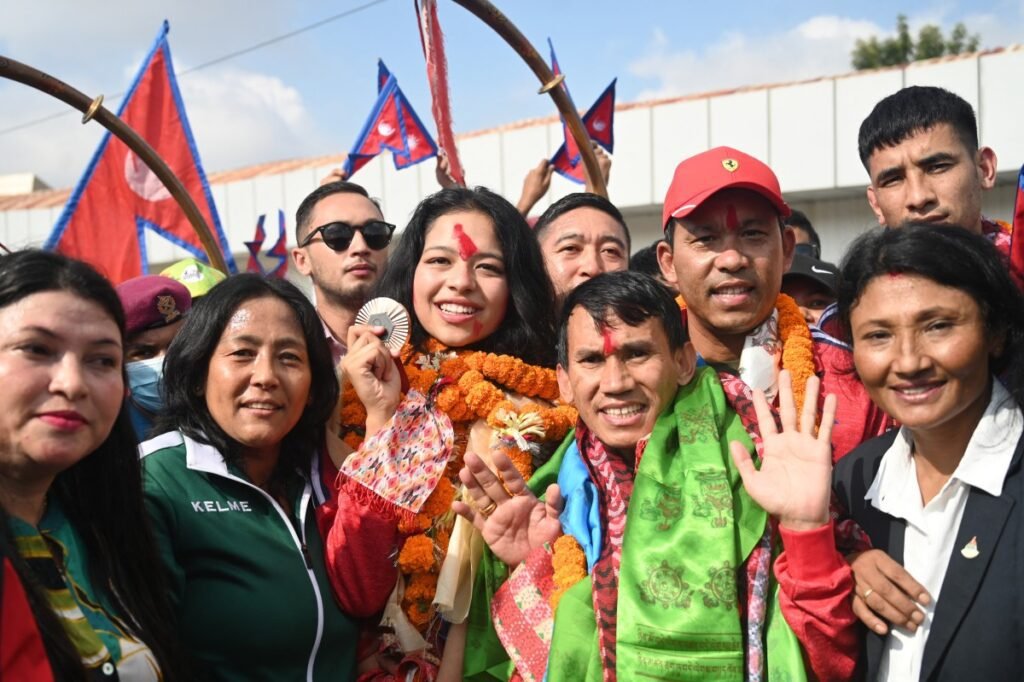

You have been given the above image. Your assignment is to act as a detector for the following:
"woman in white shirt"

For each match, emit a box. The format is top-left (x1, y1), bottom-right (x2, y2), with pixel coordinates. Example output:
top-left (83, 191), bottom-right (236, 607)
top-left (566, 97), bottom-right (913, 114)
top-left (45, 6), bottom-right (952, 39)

top-left (831, 223), bottom-right (1024, 681)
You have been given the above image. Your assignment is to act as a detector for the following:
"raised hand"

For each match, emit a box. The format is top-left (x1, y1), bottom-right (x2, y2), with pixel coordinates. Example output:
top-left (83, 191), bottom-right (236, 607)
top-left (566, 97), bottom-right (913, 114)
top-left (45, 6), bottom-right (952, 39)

top-left (340, 324), bottom-right (401, 436)
top-left (452, 450), bottom-right (563, 567)
top-left (730, 370), bottom-right (836, 531)
top-left (516, 159), bottom-right (553, 216)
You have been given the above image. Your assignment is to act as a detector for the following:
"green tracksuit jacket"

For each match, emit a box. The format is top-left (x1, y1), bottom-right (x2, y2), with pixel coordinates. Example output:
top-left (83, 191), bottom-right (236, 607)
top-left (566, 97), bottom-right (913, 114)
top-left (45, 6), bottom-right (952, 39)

top-left (141, 431), bottom-right (358, 681)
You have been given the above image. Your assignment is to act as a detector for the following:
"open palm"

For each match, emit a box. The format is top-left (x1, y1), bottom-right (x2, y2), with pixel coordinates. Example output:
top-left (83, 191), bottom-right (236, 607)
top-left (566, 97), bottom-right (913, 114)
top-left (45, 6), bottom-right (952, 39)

top-left (453, 451), bottom-right (564, 566)
top-left (730, 370), bottom-right (836, 531)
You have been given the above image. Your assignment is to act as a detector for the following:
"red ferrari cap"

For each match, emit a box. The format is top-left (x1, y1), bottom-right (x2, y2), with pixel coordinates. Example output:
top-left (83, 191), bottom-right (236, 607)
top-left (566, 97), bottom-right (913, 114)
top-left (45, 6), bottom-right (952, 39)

top-left (662, 146), bottom-right (790, 230)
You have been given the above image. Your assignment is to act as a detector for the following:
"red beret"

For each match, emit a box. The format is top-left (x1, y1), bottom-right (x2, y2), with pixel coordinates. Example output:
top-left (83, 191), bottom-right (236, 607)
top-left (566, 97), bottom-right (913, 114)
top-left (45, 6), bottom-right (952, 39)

top-left (116, 275), bottom-right (192, 337)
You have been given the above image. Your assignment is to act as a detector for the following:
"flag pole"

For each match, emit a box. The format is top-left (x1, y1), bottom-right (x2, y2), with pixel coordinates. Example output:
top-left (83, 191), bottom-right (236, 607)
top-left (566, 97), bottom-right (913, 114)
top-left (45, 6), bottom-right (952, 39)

top-left (449, 0), bottom-right (607, 198)
top-left (0, 55), bottom-right (230, 274)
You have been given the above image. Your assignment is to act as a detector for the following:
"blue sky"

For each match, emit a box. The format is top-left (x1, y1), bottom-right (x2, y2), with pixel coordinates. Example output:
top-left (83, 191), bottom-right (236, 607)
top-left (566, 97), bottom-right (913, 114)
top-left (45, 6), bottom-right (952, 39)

top-left (1, 0), bottom-right (1019, 187)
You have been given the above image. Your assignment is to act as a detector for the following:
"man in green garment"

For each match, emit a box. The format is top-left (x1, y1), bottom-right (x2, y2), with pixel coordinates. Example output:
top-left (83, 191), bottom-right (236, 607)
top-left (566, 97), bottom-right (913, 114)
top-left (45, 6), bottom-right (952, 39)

top-left (455, 271), bottom-right (856, 682)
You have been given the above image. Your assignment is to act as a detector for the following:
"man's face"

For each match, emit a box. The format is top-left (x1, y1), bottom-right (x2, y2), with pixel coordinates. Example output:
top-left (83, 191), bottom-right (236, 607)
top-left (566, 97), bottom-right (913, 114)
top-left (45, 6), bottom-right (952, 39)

top-left (657, 189), bottom-right (794, 347)
top-left (291, 192), bottom-right (389, 309)
top-left (539, 207), bottom-right (629, 300)
top-left (865, 123), bottom-right (997, 234)
top-left (557, 309), bottom-right (694, 459)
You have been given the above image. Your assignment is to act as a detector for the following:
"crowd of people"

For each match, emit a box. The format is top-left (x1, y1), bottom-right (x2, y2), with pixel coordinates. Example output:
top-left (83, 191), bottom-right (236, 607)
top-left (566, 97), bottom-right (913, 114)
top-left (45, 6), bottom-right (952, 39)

top-left (1, 83), bottom-right (1020, 682)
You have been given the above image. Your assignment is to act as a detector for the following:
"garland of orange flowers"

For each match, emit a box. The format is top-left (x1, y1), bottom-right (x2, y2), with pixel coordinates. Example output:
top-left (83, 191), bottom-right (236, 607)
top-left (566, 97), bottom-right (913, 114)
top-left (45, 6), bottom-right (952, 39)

top-left (675, 293), bottom-right (815, 412)
top-left (337, 339), bottom-right (577, 635)
top-left (550, 534), bottom-right (587, 610)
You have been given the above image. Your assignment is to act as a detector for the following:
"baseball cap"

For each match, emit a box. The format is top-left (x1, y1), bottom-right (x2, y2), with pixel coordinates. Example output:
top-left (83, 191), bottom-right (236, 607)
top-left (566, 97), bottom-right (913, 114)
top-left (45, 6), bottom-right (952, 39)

top-left (783, 254), bottom-right (838, 295)
top-left (662, 146), bottom-right (791, 230)
top-left (160, 257), bottom-right (227, 298)
top-left (116, 275), bottom-right (192, 338)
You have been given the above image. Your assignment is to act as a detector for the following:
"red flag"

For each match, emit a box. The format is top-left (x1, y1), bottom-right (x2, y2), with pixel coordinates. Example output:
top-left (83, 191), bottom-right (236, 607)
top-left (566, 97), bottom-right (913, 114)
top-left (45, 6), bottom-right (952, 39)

top-left (550, 79), bottom-right (617, 184)
top-left (1011, 164), bottom-right (1024, 288)
top-left (46, 21), bottom-right (235, 283)
top-left (416, 0), bottom-right (465, 185)
top-left (548, 38), bottom-right (581, 166)
top-left (377, 60), bottom-right (439, 170)
top-left (343, 75), bottom-right (417, 177)
top-left (244, 210), bottom-right (288, 278)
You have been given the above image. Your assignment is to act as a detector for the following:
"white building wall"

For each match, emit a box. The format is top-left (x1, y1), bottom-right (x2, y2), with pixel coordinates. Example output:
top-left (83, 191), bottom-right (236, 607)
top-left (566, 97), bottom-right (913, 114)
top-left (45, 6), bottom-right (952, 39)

top-left (3, 47), bottom-right (1022, 271)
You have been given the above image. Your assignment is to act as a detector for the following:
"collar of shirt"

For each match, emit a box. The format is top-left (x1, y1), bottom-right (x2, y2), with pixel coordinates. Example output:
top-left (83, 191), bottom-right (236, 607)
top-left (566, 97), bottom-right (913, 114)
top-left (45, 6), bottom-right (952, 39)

top-left (320, 313), bottom-right (347, 365)
top-left (866, 379), bottom-right (1023, 516)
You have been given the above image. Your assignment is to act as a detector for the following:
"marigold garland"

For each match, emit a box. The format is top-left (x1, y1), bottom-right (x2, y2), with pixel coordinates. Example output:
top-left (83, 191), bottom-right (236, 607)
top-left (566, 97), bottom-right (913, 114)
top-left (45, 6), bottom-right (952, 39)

top-left (338, 338), bottom-right (579, 637)
top-left (676, 293), bottom-right (815, 412)
top-left (550, 534), bottom-right (587, 610)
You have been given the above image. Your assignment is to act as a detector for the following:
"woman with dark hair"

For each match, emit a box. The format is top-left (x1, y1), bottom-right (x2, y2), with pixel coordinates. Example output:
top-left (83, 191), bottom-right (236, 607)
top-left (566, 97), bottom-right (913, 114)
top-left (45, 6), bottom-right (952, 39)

top-left (829, 224), bottom-right (1024, 680)
top-left (0, 249), bottom-right (184, 680)
top-left (142, 273), bottom-right (360, 681)
top-left (329, 187), bottom-right (573, 680)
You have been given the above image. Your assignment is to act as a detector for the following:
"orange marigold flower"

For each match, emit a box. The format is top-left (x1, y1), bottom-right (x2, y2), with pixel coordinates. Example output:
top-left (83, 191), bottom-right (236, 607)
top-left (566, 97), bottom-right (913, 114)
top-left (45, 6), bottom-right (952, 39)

top-left (398, 513), bottom-right (432, 534)
top-left (404, 572), bottom-right (439, 602)
top-left (342, 432), bottom-right (364, 450)
top-left (397, 534), bottom-right (437, 574)
top-left (435, 527), bottom-right (451, 554)
top-left (504, 447), bottom-right (533, 480)
top-left (421, 477), bottom-right (456, 518)
top-left (405, 601), bottom-right (433, 628)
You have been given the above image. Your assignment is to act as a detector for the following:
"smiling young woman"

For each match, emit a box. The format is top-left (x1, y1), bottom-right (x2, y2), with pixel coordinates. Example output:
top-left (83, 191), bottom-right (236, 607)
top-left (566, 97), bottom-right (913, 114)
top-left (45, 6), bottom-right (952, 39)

top-left (329, 187), bottom-right (574, 680)
top-left (831, 224), bottom-right (1024, 681)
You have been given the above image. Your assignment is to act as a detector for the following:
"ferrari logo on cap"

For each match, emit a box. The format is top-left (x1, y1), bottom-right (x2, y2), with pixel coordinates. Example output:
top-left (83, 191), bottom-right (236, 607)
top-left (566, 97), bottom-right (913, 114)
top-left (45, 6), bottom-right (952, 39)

top-left (722, 158), bottom-right (739, 172)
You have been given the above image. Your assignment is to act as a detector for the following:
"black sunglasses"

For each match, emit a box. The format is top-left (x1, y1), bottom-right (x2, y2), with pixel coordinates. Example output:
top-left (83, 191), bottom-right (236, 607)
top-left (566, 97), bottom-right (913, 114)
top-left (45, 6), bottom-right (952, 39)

top-left (300, 220), bottom-right (396, 251)
top-left (793, 242), bottom-right (820, 259)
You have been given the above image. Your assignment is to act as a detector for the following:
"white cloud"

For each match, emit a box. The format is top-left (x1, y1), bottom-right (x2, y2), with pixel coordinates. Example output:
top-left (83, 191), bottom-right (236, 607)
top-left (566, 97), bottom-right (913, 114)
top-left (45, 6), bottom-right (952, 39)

top-left (630, 15), bottom-right (885, 101)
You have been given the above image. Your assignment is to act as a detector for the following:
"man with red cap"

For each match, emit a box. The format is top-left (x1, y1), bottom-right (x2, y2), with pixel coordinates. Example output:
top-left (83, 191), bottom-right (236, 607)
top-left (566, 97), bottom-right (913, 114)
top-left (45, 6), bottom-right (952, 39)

top-left (116, 275), bottom-right (192, 439)
top-left (655, 147), bottom-right (889, 678)
top-left (656, 146), bottom-right (889, 461)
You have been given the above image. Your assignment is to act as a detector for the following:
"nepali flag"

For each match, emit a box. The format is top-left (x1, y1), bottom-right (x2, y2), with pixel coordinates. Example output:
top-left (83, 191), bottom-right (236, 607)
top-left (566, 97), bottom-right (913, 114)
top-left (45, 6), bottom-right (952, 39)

top-left (1010, 163), bottom-right (1024, 288)
top-left (376, 60), bottom-right (439, 170)
top-left (45, 21), bottom-right (235, 283)
top-left (550, 79), bottom-right (617, 184)
top-left (344, 66), bottom-right (437, 177)
top-left (245, 210), bottom-right (288, 278)
top-left (549, 39), bottom-right (581, 167)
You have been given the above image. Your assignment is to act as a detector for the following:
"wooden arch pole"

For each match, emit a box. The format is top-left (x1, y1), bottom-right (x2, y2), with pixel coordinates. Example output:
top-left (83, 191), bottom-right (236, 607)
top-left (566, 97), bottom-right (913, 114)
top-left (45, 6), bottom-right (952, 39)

top-left (449, 0), bottom-right (608, 198)
top-left (0, 54), bottom-right (230, 274)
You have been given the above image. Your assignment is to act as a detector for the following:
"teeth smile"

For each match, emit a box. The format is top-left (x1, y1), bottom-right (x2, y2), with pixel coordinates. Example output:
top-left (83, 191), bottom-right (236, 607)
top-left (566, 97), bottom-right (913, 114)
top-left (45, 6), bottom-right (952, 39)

top-left (715, 287), bottom-right (750, 295)
top-left (440, 303), bottom-right (475, 315)
top-left (897, 386), bottom-right (935, 395)
top-left (605, 406), bottom-right (643, 416)
top-left (245, 402), bottom-right (278, 409)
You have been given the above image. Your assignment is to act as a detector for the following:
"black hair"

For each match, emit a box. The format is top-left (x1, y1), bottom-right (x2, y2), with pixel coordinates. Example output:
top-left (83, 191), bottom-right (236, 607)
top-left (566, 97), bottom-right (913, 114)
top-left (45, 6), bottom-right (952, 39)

top-left (534, 192), bottom-right (631, 253)
top-left (837, 224), bottom-right (1024, 409)
top-left (858, 86), bottom-right (979, 168)
top-left (375, 186), bottom-right (558, 367)
top-left (0, 250), bottom-right (186, 680)
top-left (785, 209), bottom-right (821, 258)
top-left (157, 274), bottom-right (339, 475)
top-left (629, 242), bottom-right (661, 277)
top-left (294, 180), bottom-right (381, 242)
top-left (557, 271), bottom-right (687, 368)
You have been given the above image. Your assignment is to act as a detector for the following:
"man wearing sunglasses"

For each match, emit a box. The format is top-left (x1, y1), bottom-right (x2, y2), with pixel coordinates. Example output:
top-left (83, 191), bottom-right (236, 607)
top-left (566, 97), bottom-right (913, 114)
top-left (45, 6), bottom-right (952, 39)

top-left (292, 180), bottom-right (395, 365)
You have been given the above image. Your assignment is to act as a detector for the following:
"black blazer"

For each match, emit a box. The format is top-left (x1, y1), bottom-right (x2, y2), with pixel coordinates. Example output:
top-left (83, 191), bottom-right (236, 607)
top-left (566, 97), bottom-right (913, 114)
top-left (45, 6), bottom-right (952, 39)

top-left (833, 429), bottom-right (1024, 681)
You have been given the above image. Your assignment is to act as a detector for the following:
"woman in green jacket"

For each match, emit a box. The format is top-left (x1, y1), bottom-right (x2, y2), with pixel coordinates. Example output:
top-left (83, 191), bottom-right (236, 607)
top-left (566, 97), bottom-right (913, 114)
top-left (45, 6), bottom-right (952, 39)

top-left (142, 274), bottom-right (358, 681)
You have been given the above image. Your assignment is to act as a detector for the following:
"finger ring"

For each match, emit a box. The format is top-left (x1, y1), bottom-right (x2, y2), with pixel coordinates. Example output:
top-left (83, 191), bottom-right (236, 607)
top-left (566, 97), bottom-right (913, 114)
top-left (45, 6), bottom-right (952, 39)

top-left (863, 588), bottom-right (874, 600)
top-left (479, 501), bottom-right (497, 518)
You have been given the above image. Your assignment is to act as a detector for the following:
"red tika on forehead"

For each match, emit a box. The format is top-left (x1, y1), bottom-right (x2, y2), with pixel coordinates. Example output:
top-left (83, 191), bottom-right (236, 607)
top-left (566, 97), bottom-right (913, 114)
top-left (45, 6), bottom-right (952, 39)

top-left (452, 223), bottom-right (478, 260)
top-left (601, 325), bottom-right (617, 355)
top-left (725, 204), bottom-right (740, 231)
